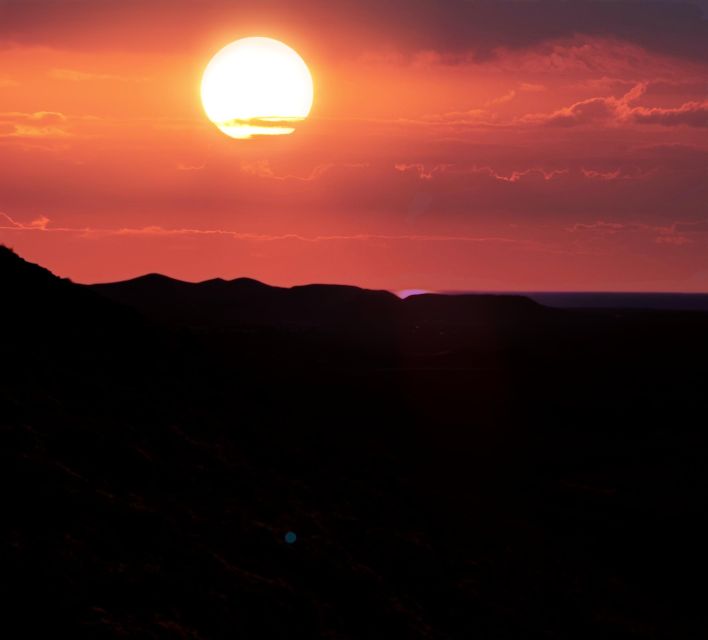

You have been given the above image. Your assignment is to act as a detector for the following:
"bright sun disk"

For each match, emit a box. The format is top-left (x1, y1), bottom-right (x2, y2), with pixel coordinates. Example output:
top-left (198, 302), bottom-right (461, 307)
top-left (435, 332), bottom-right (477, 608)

top-left (201, 37), bottom-right (314, 139)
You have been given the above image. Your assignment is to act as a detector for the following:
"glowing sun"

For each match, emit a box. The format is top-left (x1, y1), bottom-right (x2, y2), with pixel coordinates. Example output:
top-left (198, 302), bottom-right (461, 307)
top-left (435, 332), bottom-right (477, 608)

top-left (201, 37), bottom-right (314, 140)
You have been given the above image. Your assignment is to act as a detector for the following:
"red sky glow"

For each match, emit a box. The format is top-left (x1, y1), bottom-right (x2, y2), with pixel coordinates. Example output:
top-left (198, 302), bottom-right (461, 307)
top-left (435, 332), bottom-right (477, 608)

top-left (1, 0), bottom-right (707, 291)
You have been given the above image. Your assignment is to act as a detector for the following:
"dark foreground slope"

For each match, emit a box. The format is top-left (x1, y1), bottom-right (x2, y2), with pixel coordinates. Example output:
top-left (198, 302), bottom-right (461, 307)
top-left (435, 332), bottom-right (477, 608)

top-left (3, 246), bottom-right (708, 639)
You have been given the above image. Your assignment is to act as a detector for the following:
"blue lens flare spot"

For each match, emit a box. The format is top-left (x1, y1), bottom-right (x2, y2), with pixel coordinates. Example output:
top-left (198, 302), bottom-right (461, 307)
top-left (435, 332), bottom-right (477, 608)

top-left (284, 531), bottom-right (297, 544)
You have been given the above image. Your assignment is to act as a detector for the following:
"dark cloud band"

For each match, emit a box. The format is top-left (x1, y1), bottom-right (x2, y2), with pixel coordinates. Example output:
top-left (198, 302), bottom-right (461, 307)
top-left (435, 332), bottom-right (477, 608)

top-left (1, 0), bottom-right (708, 61)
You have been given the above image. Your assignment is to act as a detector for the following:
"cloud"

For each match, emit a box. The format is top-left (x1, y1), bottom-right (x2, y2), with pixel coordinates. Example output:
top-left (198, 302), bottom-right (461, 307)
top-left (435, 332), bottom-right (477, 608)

top-left (0, 211), bottom-right (50, 229)
top-left (239, 160), bottom-right (366, 182)
top-left (176, 163), bottom-right (206, 171)
top-left (471, 166), bottom-right (569, 183)
top-left (565, 219), bottom-right (698, 246)
top-left (1, 1), bottom-right (707, 62)
top-left (417, 108), bottom-right (496, 126)
top-left (655, 234), bottom-right (691, 245)
top-left (525, 97), bottom-right (618, 127)
top-left (497, 38), bottom-right (687, 76)
top-left (485, 89), bottom-right (516, 107)
top-left (49, 68), bottom-right (148, 82)
top-left (566, 220), bottom-right (667, 234)
top-left (0, 111), bottom-right (70, 138)
top-left (519, 82), bottom-right (546, 93)
top-left (674, 219), bottom-right (708, 234)
top-left (394, 163), bottom-right (451, 180)
top-left (0, 111), bottom-right (67, 124)
top-left (523, 83), bottom-right (708, 128)
top-left (631, 101), bottom-right (708, 127)
top-left (0, 211), bottom-right (536, 247)
top-left (394, 163), bottom-right (568, 183)
top-left (581, 169), bottom-right (622, 180)
top-left (521, 82), bottom-right (646, 126)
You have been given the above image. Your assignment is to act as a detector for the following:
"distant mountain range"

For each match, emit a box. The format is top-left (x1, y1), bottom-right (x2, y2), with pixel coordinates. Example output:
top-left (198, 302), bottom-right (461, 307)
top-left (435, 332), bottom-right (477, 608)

top-left (89, 273), bottom-right (546, 331)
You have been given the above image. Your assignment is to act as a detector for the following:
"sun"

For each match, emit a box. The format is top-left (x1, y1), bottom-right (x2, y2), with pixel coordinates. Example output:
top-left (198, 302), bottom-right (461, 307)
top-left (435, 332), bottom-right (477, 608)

top-left (201, 37), bottom-right (314, 140)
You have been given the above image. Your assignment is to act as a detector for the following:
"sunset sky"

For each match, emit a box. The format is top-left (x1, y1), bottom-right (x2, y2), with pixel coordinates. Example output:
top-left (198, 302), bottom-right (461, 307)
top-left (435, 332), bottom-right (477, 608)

top-left (1, 0), bottom-right (707, 291)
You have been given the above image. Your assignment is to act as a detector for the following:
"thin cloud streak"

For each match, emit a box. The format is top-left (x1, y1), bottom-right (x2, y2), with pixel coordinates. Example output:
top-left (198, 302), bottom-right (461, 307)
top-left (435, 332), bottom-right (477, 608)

top-left (0, 212), bottom-right (535, 246)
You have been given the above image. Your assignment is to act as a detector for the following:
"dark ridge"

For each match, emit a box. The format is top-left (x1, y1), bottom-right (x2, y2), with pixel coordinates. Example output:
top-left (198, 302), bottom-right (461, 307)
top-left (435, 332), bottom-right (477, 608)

top-left (227, 276), bottom-right (274, 288)
top-left (127, 272), bottom-right (180, 283)
top-left (1, 245), bottom-right (133, 329)
top-left (402, 292), bottom-right (545, 323)
top-left (528, 291), bottom-right (708, 312)
top-left (1, 244), bottom-right (71, 288)
top-left (88, 272), bottom-right (545, 331)
top-left (0, 245), bottom-right (173, 389)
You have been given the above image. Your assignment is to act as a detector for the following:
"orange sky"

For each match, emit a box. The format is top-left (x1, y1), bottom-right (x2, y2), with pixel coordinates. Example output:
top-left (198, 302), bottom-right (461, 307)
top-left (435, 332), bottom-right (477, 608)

top-left (1, 0), bottom-right (707, 291)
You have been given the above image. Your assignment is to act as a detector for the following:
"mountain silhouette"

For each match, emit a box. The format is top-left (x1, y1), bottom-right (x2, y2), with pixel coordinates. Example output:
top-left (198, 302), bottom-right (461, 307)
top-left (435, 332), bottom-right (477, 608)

top-left (3, 244), bottom-right (708, 639)
top-left (1, 244), bottom-right (127, 330)
top-left (89, 273), bottom-right (547, 332)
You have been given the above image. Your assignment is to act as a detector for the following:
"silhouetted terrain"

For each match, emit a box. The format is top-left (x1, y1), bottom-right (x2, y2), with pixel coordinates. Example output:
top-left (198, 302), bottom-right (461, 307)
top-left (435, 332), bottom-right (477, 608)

top-left (3, 245), bottom-right (708, 638)
top-left (527, 292), bottom-right (708, 312)
top-left (90, 274), bottom-right (545, 330)
top-left (442, 290), bottom-right (708, 311)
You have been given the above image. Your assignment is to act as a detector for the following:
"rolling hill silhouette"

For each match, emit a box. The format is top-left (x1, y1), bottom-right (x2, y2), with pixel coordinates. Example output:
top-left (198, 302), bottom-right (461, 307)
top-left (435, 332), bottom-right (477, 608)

top-left (1, 246), bottom-right (179, 420)
top-left (1, 244), bottom-right (136, 333)
top-left (89, 273), bottom-right (546, 331)
top-left (3, 245), bottom-right (708, 639)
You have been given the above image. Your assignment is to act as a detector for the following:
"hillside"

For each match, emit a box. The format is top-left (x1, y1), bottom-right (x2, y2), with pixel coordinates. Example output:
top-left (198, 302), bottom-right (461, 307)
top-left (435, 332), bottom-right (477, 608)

top-left (2, 246), bottom-right (708, 638)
